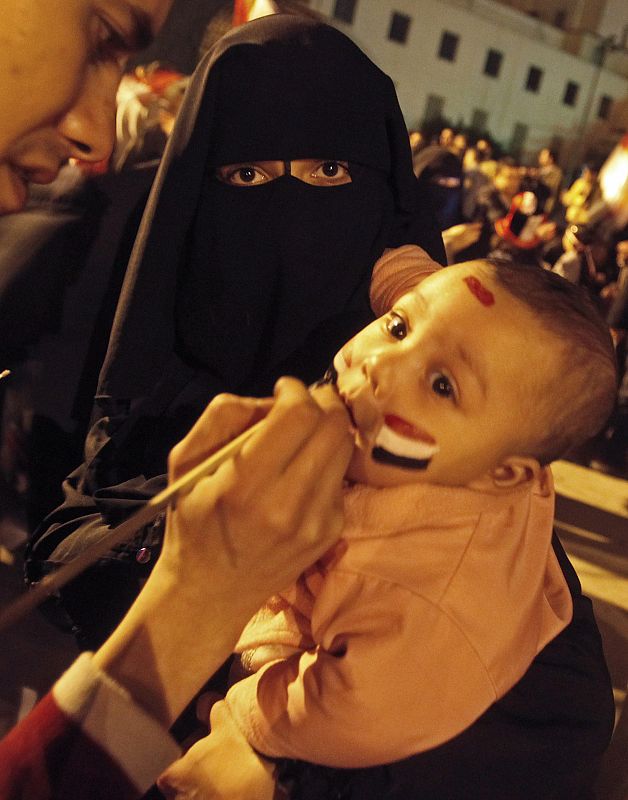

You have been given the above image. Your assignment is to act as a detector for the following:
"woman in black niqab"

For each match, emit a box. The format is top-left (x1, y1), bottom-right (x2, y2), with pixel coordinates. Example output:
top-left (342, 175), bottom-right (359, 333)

top-left (99, 14), bottom-right (443, 404)
top-left (26, 14), bottom-right (444, 644)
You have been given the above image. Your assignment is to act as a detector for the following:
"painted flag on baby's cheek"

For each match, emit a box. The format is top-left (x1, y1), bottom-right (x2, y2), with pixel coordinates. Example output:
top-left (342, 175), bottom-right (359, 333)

top-left (233, 0), bottom-right (280, 26)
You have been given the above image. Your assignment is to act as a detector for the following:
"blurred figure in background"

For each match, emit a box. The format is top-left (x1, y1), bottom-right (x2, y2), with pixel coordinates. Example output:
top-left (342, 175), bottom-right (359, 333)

top-left (413, 145), bottom-right (463, 231)
top-left (536, 146), bottom-right (563, 215)
top-left (451, 132), bottom-right (468, 160)
top-left (551, 224), bottom-right (607, 289)
top-left (408, 129), bottom-right (426, 175)
top-left (112, 63), bottom-right (189, 172)
top-left (561, 162), bottom-right (606, 227)
top-left (476, 137), bottom-right (498, 180)
top-left (438, 126), bottom-right (454, 149)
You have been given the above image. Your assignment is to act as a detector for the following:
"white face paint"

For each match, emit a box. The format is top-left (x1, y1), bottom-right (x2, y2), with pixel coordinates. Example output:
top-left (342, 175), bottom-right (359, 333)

top-left (333, 350), bottom-right (440, 473)
top-left (374, 416), bottom-right (440, 462)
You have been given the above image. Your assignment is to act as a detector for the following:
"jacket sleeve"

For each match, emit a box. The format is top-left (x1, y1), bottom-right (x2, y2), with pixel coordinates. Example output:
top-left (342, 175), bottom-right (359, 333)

top-left (23, 405), bottom-right (170, 649)
top-left (225, 570), bottom-right (496, 767)
top-left (0, 653), bottom-right (180, 800)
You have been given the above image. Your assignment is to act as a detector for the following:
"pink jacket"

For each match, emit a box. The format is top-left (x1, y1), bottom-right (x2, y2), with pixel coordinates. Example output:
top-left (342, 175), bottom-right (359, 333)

top-left (225, 471), bottom-right (572, 767)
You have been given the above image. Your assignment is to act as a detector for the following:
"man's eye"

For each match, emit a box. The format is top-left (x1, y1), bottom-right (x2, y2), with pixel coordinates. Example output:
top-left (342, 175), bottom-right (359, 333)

top-left (312, 161), bottom-right (351, 184)
top-left (430, 372), bottom-right (456, 401)
top-left (386, 313), bottom-right (407, 340)
top-left (91, 17), bottom-right (129, 63)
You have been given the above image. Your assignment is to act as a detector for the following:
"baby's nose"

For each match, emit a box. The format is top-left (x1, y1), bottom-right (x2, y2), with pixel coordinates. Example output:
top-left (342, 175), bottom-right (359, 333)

top-left (361, 351), bottom-right (396, 398)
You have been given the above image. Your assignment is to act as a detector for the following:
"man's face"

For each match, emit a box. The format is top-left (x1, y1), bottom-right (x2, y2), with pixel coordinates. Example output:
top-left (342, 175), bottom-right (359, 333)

top-left (439, 128), bottom-right (454, 148)
top-left (538, 148), bottom-right (551, 167)
top-left (0, 0), bottom-right (172, 213)
top-left (335, 263), bottom-right (559, 487)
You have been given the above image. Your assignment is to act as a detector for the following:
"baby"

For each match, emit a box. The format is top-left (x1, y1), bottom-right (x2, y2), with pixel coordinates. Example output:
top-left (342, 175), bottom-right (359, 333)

top-left (179, 257), bottom-right (618, 773)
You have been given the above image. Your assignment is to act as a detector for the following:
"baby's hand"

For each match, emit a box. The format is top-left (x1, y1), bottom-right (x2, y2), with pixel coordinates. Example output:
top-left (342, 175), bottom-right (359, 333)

top-left (158, 701), bottom-right (276, 799)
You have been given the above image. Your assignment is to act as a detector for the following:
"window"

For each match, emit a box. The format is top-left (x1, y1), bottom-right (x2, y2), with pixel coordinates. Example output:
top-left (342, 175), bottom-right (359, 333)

top-left (333, 0), bottom-right (357, 24)
top-left (438, 31), bottom-right (459, 62)
top-left (563, 81), bottom-right (579, 106)
top-left (509, 122), bottom-right (528, 159)
top-left (483, 49), bottom-right (503, 78)
top-left (470, 108), bottom-right (489, 132)
top-left (549, 135), bottom-right (563, 157)
top-left (388, 12), bottom-right (411, 44)
top-left (423, 94), bottom-right (445, 123)
top-left (598, 94), bottom-right (613, 120)
top-left (525, 65), bottom-right (543, 93)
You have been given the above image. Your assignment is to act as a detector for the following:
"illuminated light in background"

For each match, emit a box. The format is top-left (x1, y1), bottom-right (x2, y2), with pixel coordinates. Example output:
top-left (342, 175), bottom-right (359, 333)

top-left (599, 133), bottom-right (628, 226)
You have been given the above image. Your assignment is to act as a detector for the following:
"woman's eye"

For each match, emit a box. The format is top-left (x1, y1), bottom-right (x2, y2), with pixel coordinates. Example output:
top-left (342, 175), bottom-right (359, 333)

top-left (430, 373), bottom-right (456, 401)
top-left (218, 166), bottom-right (268, 186)
top-left (386, 313), bottom-right (407, 340)
top-left (312, 161), bottom-right (351, 184)
top-left (235, 167), bottom-right (261, 184)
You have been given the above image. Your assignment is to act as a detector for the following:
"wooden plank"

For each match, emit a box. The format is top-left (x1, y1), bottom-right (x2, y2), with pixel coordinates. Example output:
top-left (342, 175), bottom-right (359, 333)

top-left (551, 460), bottom-right (628, 520)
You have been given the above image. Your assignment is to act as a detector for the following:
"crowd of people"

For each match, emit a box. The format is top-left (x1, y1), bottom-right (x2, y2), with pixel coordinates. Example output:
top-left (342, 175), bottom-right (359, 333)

top-left (0, 3), bottom-right (626, 800)
top-left (409, 125), bottom-right (628, 478)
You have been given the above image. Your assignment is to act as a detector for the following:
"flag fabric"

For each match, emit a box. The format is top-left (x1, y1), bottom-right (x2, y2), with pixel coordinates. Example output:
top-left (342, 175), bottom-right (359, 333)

top-left (233, 0), bottom-right (279, 27)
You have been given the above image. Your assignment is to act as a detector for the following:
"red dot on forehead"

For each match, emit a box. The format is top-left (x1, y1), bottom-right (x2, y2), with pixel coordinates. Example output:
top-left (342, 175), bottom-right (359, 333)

top-left (463, 275), bottom-right (495, 306)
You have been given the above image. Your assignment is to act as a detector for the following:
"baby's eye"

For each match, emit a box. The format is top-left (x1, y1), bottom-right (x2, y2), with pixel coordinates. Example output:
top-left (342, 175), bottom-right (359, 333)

top-left (217, 165), bottom-right (269, 186)
top-left (386, 312), bottom-right (407, 340)
top-left (311, 161), bottom-right (351, 184)
top-left (430, 372), bottom-right (457, 401)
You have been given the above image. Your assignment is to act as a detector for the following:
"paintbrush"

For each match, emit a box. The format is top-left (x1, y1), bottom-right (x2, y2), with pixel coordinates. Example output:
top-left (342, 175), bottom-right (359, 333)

top-left (0, 369), bottom-right (339, 632)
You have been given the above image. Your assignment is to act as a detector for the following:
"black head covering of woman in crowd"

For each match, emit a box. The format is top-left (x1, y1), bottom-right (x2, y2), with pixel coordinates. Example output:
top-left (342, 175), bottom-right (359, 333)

top-left (26, 14), bottom-right (444, 641)
top-left (413, 144), bottom-right (464, 231)
top-left (25, 16), bottom-right (615, 799)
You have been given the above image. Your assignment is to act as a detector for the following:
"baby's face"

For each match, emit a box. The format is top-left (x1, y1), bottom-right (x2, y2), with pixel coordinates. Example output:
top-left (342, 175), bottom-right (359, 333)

top-left (335, 262), bottom-right (557, 487)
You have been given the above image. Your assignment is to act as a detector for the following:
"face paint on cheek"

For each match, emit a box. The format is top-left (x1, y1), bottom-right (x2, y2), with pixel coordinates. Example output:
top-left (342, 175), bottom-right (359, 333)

top-left (372, 415), bottom-right (439, 471)
top-left (464, 276), bottom-right (495, 306)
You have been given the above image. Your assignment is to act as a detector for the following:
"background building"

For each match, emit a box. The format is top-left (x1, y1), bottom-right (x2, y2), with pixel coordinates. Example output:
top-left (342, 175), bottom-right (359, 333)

top-left (308, 0), bottom-right (628, 169)
top-left (129, 0), bottom-right (628, 171)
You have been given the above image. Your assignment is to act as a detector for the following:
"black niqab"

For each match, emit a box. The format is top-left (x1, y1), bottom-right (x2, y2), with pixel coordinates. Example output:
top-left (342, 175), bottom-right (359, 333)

top-left (99, 14), bottom-right (442, 401)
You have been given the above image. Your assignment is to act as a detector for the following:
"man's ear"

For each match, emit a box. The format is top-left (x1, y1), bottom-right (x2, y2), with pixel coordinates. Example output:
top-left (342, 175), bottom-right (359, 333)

top-left (489, 455), bottom-right (541, 489)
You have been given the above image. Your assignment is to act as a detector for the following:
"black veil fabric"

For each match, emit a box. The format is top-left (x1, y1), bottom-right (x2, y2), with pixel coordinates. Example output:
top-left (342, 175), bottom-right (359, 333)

top-left (26, 14), bottom-right (444, 642)
top-left (98, 14), bottom-right (443, 402)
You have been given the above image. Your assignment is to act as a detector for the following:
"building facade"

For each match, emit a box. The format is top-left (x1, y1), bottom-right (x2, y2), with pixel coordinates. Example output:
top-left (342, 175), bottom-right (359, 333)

top-left (308, 0), bottom-right (628, 167)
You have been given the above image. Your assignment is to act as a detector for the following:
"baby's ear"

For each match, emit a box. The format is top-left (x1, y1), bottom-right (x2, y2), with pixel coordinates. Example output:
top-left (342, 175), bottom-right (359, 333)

top-left (489, 456), bottom-right (541, 489)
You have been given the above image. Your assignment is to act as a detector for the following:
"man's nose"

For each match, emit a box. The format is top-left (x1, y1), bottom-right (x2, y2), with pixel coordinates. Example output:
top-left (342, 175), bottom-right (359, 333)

top-left (56, 63), bottom-right (120, 162)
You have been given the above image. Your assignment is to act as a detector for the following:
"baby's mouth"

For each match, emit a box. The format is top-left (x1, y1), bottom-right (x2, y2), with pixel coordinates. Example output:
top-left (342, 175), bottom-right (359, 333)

top-left (372, 415), bottom-right (439, 470)
top-left (327, 355), bottom-right (439, 471)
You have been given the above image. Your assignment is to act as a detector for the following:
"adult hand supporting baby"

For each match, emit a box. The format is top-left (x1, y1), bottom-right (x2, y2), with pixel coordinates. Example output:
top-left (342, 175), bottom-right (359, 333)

top-left (158, 701), bottom-right (275, 800)
top-left (94, 377), bottom-right (353, 729)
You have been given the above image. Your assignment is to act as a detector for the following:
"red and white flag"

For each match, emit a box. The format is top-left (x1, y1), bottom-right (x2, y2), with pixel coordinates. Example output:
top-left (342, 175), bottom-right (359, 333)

top-left (233, 0), bottom-right (280, 27)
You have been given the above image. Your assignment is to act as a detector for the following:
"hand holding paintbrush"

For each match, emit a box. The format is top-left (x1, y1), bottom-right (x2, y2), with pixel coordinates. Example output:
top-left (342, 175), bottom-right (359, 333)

top-left (0, 377), bottom-right (351, 633)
